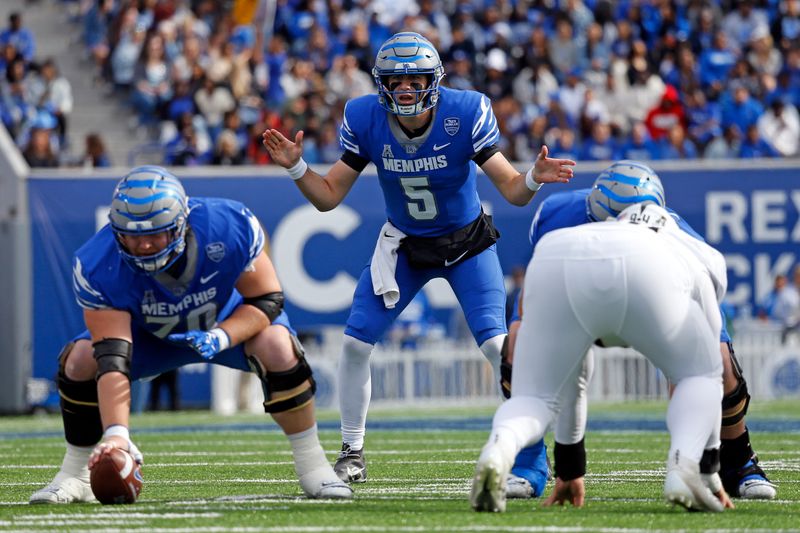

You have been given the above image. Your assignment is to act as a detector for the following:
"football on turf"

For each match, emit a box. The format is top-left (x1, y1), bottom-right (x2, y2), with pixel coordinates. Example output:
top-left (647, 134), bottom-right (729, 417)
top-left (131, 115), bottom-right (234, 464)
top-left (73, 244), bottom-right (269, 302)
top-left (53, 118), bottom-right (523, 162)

top-left (90, 448), bottom-right (143, 504)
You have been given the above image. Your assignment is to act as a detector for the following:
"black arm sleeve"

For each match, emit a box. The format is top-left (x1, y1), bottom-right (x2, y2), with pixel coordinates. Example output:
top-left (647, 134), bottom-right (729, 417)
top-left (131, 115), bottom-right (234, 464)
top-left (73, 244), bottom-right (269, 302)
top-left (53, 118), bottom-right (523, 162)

top-left (472, 144), bottom-right (501, 166)
top-left (341, 150), bottom-right (370, 172)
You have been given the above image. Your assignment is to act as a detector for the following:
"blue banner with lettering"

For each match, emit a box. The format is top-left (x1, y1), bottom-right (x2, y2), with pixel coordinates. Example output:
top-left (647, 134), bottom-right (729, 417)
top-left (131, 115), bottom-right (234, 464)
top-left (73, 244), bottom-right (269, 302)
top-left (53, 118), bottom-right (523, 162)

top-left (28, 166), bottom-right (800, 405)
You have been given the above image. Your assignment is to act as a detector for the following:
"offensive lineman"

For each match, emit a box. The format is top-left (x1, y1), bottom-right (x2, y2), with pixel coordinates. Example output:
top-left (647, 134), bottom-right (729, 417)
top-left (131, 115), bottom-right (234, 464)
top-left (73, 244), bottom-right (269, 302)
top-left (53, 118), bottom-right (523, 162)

top-left (262, 31), bottom-right (575, 494)
top-left (30, 166), bottom-right (352, 504)
top-left (472, 203), bottom-right (733, 513)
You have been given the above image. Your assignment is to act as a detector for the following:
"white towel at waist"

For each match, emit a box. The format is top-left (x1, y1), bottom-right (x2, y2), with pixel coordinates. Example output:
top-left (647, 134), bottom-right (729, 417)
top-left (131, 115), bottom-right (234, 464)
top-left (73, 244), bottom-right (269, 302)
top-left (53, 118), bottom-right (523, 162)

top-left (370, 221), bottom-right (406, 309)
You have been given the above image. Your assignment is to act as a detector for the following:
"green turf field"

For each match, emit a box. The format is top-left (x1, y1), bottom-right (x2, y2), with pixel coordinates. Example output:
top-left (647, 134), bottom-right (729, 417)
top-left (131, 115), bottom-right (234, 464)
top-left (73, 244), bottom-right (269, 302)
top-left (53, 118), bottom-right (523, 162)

top-left (1, 402), bottom-right (798, 532)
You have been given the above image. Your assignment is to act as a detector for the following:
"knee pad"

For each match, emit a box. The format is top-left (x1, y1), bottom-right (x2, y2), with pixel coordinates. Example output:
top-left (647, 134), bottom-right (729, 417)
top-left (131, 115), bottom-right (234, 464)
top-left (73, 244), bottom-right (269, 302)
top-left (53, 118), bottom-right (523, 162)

top-left (248, 335), bottom-right (316, 414)
top-left (722, 343), bottom-right (750, 427)
top-left (57, 343), bottom-right (103, 446)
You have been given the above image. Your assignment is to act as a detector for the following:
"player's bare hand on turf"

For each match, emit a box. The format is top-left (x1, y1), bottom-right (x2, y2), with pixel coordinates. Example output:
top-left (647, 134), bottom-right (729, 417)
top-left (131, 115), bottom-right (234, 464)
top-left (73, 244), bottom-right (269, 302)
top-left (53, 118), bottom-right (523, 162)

top-left (543, 476), bottom-right (585, 508)
top-left (89, 436), bottom-right (128, 469)
top-left (715, 487), bottom-right (735, 509)
top-left (533, 145), bottom-right (576, 184)
top-left (262, 129), bottom-right (304, 169)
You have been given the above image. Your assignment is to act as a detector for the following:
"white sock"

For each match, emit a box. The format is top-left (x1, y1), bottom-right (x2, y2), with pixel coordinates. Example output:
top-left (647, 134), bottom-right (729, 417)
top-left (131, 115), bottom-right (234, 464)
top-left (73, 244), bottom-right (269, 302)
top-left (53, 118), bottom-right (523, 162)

top-left (287, 425), bottom-right (331, 480)
top-left (667, 375), bottom-right (723, 464)
top-left (54, 443), bottom-right (92, 483)
top-left (479, 334), bottom-right (505, 388)
top-left (338, 335), bottom-right (373, 450)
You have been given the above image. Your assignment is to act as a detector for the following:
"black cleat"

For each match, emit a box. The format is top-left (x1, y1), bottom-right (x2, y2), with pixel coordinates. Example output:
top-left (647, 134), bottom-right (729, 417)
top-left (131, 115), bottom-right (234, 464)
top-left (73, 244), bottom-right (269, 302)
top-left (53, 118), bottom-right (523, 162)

top-left (721, 454), bottom-right (776, 500)
top-left (334, 443), bottom-right (367, 483)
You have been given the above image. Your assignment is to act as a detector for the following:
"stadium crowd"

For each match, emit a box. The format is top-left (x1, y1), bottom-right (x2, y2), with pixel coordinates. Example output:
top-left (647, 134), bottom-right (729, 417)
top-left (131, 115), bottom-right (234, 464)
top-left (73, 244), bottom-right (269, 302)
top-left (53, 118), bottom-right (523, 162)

top-left (2, 0), bottom-right (800, 167)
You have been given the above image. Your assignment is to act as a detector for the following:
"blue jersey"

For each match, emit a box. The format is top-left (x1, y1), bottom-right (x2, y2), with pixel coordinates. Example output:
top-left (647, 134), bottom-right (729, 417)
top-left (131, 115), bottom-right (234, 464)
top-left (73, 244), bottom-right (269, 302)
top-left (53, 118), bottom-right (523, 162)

top-left (72, 197), bottom-right (264, 339)
top-left (523, 188), bottom-right (730, 342)
top-left (340, 86), bottom-right (499, 237)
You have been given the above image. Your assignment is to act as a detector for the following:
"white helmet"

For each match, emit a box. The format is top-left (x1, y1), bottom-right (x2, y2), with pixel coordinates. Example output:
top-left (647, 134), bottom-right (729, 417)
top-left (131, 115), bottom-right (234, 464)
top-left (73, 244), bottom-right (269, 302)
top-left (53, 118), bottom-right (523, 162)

top-left (617, 203), bottom-right (678, 233)
top-left (587, 160), bottom-right (665, 221)
top-left (372, 32), bottom-right (445, 116)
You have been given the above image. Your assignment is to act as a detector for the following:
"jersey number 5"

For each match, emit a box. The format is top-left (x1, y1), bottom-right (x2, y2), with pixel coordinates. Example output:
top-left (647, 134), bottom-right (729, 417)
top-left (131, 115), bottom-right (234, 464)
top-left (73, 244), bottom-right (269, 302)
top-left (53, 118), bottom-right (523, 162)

top-left (400, 176), bottom-right (438, 221)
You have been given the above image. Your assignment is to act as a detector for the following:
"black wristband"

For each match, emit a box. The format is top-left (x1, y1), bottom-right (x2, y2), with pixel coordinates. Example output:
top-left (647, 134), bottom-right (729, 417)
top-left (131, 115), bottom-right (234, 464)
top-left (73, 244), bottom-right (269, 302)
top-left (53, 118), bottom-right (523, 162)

top-left (554, 438), bottom-right (587, 481)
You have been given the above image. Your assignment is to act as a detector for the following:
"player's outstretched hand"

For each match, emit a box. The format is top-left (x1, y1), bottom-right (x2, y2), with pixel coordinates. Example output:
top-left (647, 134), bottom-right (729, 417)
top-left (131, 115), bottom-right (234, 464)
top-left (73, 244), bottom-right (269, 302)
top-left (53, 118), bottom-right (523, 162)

top-left (262, 128), bottom-right (305, 169)
top-left (168, 329), bottom-right (228, 360)
top-left (533, 145), bottom-right (576, 184)
top-left (542, 476), bottom-right (585, 508)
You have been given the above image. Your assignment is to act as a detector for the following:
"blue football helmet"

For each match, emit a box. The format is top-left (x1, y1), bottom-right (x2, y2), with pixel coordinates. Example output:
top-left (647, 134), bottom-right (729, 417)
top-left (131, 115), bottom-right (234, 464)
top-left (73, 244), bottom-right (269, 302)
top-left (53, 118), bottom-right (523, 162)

top-left (109, 165), bottom-right (188, 274)
top-left (587, 160), bottom-right (665, 221)
top-left (372, 32), bottom-right (445, 116)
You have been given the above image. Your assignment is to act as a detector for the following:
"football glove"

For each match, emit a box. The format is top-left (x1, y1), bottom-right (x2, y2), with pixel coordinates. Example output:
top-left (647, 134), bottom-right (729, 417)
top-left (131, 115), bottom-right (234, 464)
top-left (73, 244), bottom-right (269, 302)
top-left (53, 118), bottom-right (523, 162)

top-left (168, 328), bottom-right (230, 360)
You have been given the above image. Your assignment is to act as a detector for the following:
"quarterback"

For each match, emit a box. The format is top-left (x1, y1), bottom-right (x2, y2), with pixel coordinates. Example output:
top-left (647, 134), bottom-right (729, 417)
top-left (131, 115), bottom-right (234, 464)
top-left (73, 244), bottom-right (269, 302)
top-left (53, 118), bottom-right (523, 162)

top-left (262, 31), bottom-right (575, 494)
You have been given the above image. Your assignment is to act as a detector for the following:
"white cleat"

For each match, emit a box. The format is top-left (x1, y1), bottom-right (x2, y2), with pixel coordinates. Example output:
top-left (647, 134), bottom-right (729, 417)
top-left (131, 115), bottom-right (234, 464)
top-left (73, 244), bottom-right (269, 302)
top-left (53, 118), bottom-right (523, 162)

top-left (664, 456), bottom-right (724, 513)
top-left (471, 447), bottom-right (510, 513)
top-left (299, 467), bottom-right (354, 500)
top-left (29, 475), bottom-right (96, 504)
top-left (738, 478), bottom-right (777, 500)
top-left (505, 474), bottom-right (533, 499)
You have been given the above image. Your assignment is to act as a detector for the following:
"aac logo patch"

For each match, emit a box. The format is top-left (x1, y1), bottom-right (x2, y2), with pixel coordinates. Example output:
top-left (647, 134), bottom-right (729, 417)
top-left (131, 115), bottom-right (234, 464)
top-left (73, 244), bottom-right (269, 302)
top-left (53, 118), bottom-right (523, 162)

top-left (205, 242), bottom-right (226, 262)
top-left (444, 117), bottom-right (460, 136)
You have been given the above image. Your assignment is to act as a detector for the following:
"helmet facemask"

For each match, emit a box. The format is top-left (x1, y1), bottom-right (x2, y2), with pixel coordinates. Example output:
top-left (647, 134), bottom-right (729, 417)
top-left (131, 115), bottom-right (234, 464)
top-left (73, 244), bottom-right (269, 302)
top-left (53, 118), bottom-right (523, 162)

top-left (109, 166), bottom-right (189, 274)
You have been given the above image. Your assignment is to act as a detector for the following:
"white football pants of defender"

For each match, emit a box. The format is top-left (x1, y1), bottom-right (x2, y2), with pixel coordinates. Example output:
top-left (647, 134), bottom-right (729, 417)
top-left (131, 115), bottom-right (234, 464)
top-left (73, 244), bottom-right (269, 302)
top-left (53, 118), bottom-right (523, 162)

top-left (488, 225), bottom-right (724, 475)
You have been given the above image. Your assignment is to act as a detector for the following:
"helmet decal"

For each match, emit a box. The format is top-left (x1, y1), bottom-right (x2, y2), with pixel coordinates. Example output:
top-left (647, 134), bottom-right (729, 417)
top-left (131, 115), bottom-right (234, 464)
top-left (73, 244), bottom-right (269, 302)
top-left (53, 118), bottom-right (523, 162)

top-left (587, 160), bottom-right (665, 221)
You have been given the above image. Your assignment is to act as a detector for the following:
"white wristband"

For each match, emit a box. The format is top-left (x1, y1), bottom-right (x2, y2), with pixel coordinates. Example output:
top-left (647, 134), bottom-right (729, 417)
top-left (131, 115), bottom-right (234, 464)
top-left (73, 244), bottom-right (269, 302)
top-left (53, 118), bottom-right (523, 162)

top-left (210, 327), bottom-right (230, 351)
top-left (525, 167), bottom-right (543, 192)
top-left (103, 424), bottom-right (130, 442)
top-left (287, 158), bottom-right (308, 180)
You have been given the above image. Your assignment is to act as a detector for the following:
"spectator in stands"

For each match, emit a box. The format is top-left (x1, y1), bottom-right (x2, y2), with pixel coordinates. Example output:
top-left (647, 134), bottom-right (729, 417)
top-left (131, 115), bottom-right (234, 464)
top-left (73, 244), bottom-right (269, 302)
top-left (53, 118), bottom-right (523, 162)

top-left (644, 85), bottom-right (686, 142)
top-left (773, 0), bottom-right (800, 53)
top-left (722, 0), bottom-right (769, 52)
top-left (79, 133), bottom-right (110, 168)
top-left (28, 59), bottom-right (73, 145)
top-left (326, 53), bottom-right (373, 103)
top-left (0, 13), bottom-right (35, 64)
top-left (685, 87), bottom-right (722, 155)
top-left (758, 274), bottom-right (789, 321)
top-left (483, 48), bottom-right (514, 101)
top-left (747, 26), bottom-right (783, 77)
top-left (110, 23), bottom-right (146, 94)
top-left (549, 17), bottom-right (581, 81)
top-left (194, 76), bottom-right (235, 139)
top-left (739, 124), bottom-right (780, 158)
top-left (619, 121), bottom-right (659, 161)
top-left (82, 0), bottom-right (114, 79)
top-left (705, 124), bottom-right (743, 159)
top-left (659, 123), bottom-right (699, 159)
top-left (757, 97), bottom-right (800, 156)
top-left (720, 84), bottom-right (764, 135)
top-left (23, 127), bottom-right (59, 168)
top-left (580, 121), bottom-right (619, 161)
top-left (212, 129), bottom-right (245, 165)
top-left (772, 265), bottom-right (800, 334)
top-left (130, 34), bottom-right (173, 127)
top-left (549, 127), bottom-right (581, 161)
top-left (699, 31), bottom-right (738, 96)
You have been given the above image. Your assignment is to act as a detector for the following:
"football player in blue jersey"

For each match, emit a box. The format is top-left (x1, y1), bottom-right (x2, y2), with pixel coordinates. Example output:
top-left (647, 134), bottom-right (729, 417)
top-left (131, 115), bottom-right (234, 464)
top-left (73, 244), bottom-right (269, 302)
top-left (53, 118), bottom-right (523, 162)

top-left (262, 31), bottom-right (576, 493)
top-left (29, 166), bottom-right (352, 504)
top-left (503, 160), bottom-right (776, 502)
